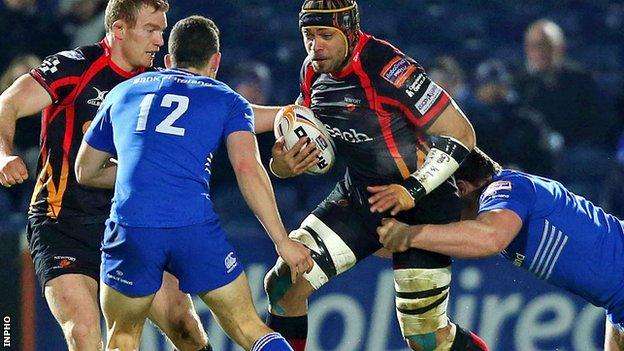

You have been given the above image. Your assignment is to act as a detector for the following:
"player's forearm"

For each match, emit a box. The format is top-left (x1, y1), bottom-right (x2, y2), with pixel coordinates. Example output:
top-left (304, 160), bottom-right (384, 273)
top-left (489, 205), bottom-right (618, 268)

top-left (397, 103), bottom-right (475, 204)
top-left (0, 75), bottom-right (53, 157)
top-left (251, 104), bottom-right (282, 134)
top-left (75, 165), bottom-right (117, 189)
top-left (0, 98), bottom-right (19, 157)
top-left (411, 221), bottom-right (502, 258)
top-left (235, 161), bottom-right (289, 244)
top-left (75, 143), bottom-right (116, 189)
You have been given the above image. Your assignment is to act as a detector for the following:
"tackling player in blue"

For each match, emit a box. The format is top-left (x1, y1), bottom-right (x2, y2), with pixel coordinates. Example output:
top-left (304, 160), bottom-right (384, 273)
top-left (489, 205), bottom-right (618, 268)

top-left (75, 16), bottom-right (312, 351)
top-left (377, 148), bottom-right (624, 350)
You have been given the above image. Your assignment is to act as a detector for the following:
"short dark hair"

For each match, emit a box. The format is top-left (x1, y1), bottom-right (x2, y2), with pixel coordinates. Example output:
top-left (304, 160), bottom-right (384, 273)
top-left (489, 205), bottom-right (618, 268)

top-left (168, 16), bottom-right (220, 69)
top-left (105, 0), bottom-right (169, 32)
top-left (454, 148), bottom-right (502, 183)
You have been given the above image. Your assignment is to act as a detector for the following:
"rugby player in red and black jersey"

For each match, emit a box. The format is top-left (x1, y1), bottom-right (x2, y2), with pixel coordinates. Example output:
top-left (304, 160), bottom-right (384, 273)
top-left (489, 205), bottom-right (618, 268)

top-left (253, 1), bottom-right (489, 350)
top-left (0, 1), bottom-right (211, 350)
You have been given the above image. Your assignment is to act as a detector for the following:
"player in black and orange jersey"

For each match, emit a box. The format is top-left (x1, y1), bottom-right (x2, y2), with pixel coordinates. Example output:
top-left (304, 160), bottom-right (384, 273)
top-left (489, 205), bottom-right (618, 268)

top-left (252, 1), bottom-right (489, 350)
top-left (0, 1), bottom-right (211, 350)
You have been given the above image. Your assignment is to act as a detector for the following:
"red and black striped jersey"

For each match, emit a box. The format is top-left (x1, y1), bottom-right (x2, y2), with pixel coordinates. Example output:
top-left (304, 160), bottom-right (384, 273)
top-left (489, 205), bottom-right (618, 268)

top-left (298, 32), bottom-right (452, 185)
top-left (29, 39), bottom-right (145, 221)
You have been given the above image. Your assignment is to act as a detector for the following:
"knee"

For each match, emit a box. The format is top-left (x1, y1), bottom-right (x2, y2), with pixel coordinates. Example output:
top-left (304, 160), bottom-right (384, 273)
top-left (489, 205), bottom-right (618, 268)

top-left (61, 321), bottom-right (101, 350)
top-left (264, 263), bottom-right (293, 307)
top-left (266, 263), bottom-right (317, 318)
top-left (264, 262), bottom-right (314, 305)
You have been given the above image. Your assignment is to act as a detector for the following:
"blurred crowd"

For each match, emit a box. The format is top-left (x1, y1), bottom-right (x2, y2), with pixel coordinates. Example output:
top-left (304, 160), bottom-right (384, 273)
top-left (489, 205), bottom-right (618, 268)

top-left (1, 0), bottom-right (624, 233)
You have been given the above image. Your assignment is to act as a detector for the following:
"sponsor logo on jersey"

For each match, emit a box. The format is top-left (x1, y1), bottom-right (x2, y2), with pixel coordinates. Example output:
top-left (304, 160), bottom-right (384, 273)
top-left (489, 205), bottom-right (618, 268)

top-left (225, 252), bottom-right (238, 273)
top-left (415, 82), bottom-right (442, 115)
top-left (486, 180), bottom-right (512, 193)
top-left (344, 96), bottom-right (361, 112)
top-left (106, 272), bottom-right (134, 286)
top-left (381, 56), bottom-right (417, 88)
top-left (513, 252), bottom-right (525, 267)
top-left (481, 180), bottom-right (512, 201)
top-left (87, 87), bottom-right (109, 106)
top-left (404, 73), bottom-right (427, 98)
top-left (324, 124), bottom-right (373, 143)
top-left (344, 96), bottom-right (361, 105)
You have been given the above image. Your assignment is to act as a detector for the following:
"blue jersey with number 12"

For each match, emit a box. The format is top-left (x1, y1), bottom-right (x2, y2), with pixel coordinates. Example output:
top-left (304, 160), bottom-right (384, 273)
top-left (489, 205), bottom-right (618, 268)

top-left (84, 68), bottom-right (254, 227)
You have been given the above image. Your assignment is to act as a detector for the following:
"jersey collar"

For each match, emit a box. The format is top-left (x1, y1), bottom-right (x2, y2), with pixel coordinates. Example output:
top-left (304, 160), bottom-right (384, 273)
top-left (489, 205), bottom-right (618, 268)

top-left (100, 37), bottom-right (145, 79)
top-left (167, 68), bottom-right (201, 76)
top-left (330, 31), bottom-right (370, 79)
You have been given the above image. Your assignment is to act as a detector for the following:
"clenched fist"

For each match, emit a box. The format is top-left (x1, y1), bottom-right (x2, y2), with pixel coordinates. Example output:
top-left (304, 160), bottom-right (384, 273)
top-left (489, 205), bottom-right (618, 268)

top-left (377, 218), bottom-right (413, 252)
top-left (0, 155), bottom-right (28, 187)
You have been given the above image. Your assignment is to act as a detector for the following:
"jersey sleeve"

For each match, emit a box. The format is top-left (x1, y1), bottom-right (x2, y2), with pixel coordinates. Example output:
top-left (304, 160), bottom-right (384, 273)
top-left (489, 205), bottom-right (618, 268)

top-left (84, 96), bottom-right (116, 156)
top-left (365, 43), bottom-right (451, 130)
top-left (478, 176), bottom-right (535, 221)
top-left (29, 49), bottom-right (89, 104)
top-left (223, 93), bottom-right (254, 138)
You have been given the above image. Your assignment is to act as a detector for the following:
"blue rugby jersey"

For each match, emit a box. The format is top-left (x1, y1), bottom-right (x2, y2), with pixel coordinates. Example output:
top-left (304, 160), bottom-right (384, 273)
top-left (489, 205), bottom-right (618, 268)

top-left (84, 68), bottom-right (253, 227)
top-left (479, 169), bottom-right (624, 311)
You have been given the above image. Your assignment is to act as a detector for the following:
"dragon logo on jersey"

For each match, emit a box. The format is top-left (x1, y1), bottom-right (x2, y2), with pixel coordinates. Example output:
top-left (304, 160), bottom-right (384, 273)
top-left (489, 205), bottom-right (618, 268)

top-left (52, 255), bottom-right (76, 269)
top-left (87, 87), bottom-right (109, 106)
top-left (225, 252), bottom-right (238, 273)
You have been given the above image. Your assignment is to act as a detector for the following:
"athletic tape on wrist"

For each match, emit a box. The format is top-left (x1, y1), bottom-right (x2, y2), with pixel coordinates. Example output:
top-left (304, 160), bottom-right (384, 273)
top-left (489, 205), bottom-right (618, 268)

top-left (403, 136), bottom-right (470, 202)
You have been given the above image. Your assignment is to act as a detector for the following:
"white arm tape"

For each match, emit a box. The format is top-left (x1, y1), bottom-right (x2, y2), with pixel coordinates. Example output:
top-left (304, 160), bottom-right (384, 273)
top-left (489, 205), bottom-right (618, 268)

top-left (410, 148), bottom-right (461, 193)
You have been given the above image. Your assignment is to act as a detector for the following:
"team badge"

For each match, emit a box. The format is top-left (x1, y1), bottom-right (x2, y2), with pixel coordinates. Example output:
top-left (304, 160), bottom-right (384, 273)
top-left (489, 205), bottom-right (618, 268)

top-left (225, 252), bottom-right (238, 273)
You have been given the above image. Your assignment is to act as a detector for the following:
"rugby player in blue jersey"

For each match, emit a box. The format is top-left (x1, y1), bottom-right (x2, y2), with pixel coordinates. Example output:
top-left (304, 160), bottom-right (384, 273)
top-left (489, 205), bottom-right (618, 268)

top-left (74, 15), bottom-right (311, 351)
top-left (377, 148), bottom-right (624, 350)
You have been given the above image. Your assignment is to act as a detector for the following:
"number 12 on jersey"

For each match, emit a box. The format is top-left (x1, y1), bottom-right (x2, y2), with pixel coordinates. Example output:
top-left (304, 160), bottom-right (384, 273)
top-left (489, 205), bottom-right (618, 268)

top-left (136, 93), bottom-right (189, 136)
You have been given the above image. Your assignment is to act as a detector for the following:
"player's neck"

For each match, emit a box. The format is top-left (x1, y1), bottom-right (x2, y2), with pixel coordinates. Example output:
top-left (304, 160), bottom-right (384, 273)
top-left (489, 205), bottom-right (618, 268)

top-left (105, 34), bottom-right (141, 74)
top-left (172, 66), bottom-right (215, 78)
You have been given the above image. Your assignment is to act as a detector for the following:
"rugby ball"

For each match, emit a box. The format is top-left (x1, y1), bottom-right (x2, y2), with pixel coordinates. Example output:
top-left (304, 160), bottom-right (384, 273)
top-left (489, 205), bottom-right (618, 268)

top-left (273, 104), bottom-right (335, 175)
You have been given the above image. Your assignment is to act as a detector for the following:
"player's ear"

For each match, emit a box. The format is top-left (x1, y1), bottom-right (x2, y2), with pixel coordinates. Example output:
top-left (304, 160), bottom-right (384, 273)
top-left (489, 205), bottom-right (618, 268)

top-left (112, 20), bottom-right (126, 41)
top-left (456, 180), bottom-right (469, 197)
top-left (164, 54), bottom-right (172, 69)
top-left (208, 52), bottom-right (221, 76)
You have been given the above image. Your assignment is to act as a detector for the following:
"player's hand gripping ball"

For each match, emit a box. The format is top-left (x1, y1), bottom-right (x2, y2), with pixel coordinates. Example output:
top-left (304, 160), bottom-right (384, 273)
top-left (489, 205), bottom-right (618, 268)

top-left (273, 104), bottom-right (336, 175)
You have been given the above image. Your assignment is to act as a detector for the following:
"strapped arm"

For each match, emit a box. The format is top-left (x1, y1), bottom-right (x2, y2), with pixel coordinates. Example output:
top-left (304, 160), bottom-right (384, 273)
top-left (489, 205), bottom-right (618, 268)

top-left (402, 136), bottom-right (470, 203)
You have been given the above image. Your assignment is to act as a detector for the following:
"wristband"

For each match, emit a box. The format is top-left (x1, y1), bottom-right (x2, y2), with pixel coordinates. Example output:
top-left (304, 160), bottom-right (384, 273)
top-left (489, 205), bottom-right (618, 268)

top-left (401, 176), bottom-right (427, 203)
